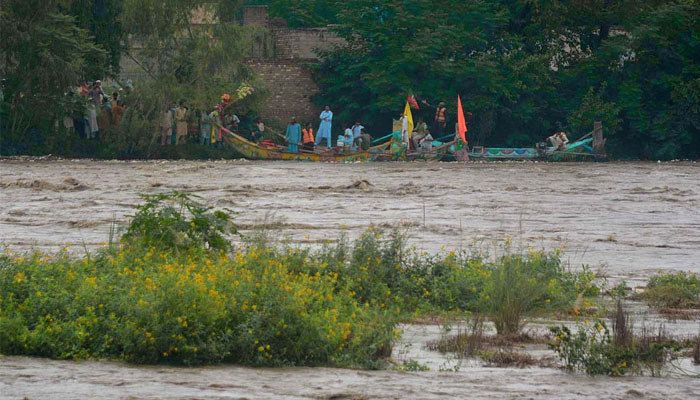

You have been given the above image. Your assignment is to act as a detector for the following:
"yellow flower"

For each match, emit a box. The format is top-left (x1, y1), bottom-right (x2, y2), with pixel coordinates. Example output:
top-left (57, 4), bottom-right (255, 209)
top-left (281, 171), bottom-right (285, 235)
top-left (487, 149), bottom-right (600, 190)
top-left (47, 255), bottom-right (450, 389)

top-left (258, 346), bottom-right (264, 352)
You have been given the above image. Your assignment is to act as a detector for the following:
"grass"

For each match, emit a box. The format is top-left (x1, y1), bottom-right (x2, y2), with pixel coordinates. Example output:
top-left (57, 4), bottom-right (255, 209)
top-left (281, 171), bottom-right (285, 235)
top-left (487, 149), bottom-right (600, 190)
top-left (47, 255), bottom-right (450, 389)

top-left (0, 192), bottom-right (597, 368)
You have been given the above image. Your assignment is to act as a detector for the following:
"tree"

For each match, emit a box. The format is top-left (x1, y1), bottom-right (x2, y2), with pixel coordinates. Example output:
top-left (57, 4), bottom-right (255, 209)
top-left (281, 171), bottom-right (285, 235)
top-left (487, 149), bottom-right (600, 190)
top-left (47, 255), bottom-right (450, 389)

top-left (120, 0), bottom-right (262, 112)
top-left (65, 0), bottom-right (125, 76)
top-left (0, 0), bottom-right (106, 153)
top-left (313, 0), bottom-right (558, 145)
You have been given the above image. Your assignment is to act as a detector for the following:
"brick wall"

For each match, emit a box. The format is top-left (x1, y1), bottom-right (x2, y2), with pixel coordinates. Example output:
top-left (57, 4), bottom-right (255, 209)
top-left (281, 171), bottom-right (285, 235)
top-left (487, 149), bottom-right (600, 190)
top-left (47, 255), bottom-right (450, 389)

top-left (241, 6), bottom-right (345, 128)
top-left (271, 27), bottom-right (345, 59)
top-left (242, 5), bottom-right (270, 28)
top-left (245, 59), bottom-right (321, 128)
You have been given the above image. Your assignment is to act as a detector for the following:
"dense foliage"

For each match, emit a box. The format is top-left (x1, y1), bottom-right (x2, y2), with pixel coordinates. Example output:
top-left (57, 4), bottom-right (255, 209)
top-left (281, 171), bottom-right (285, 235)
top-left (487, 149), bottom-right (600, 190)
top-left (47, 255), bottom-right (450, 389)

top-left (304, 0), bottom-right (700, 159)
top-left (3, 0), bottom-right (698, 159)
top-left (0, 194), bottom-right (594, 366)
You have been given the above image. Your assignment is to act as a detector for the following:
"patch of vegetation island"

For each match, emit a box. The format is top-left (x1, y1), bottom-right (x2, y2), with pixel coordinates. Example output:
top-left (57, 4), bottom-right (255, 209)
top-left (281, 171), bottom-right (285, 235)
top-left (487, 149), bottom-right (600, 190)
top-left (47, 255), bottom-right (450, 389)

top-left (0, 192), bottom-right (620, 369)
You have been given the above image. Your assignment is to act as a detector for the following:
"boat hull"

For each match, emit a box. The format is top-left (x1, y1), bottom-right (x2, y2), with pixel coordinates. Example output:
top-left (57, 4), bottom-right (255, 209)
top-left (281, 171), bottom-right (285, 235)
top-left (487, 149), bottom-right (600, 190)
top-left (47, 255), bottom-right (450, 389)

top-left (221, 128), bottom-right (376, 162)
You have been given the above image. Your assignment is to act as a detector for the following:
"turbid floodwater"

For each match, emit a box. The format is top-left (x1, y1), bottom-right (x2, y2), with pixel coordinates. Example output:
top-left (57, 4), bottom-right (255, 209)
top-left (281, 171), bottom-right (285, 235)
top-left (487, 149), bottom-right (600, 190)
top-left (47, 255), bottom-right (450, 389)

top-left (1, 158), bottom-right (699, 399)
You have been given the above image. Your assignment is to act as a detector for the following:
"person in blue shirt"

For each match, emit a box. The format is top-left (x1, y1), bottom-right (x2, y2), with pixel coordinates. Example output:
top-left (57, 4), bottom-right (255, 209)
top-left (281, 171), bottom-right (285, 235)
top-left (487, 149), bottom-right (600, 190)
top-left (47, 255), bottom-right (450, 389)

top-left (285, 117), bottom-right (302, 153)
top-left (343, 123), bottom-right (354, 153)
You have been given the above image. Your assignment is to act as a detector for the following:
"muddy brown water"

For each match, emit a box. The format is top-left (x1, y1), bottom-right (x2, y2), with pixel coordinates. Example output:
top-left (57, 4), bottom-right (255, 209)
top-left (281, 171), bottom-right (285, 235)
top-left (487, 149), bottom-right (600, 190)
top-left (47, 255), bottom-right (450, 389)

top-left (1, 158), bottom-right (699, 399)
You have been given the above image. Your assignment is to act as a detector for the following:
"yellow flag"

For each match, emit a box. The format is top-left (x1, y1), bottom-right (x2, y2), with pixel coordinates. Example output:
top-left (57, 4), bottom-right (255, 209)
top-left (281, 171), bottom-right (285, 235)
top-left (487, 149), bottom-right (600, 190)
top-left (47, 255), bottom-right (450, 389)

top-left (403, 101), bottom-right (414, 139)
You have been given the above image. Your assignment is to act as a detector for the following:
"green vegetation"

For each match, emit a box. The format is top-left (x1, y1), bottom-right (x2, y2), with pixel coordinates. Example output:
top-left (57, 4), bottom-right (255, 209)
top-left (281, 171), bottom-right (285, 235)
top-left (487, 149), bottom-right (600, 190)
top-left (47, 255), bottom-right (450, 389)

top-left (0, 193), bottom-right (594, 367)
top-left (2, 0), bottom-right (699, 159)
top-left (306, 0), bottom-right (700, 159)
top-left (549, 302), bottom-right (687, 376)
top-left (639, 271), bottom-right (700, 309)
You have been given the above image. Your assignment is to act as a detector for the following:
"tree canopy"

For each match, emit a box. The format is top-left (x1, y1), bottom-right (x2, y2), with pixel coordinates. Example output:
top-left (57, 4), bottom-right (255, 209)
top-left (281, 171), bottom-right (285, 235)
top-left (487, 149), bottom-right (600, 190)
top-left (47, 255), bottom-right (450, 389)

top-left (1, 0), bottom-right (699, 159)
top-left (301, 0), bottom-right (700, 159)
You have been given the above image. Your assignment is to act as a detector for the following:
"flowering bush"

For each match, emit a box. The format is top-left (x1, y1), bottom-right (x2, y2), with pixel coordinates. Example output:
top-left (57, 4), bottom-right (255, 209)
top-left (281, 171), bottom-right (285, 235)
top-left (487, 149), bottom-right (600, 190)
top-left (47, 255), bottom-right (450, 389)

top-left (0, 246), bottom-right (395, 367)
top-left (0, 193), bottom-right (595, 367)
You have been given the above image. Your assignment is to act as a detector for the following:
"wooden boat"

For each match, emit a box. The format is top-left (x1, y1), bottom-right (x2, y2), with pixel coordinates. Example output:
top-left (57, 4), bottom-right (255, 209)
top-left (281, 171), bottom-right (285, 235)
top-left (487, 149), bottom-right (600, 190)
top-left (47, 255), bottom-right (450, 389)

top-left (220, 126), bottom-right (380, 162)
top-left (465, 121), bottom-right (607, 161)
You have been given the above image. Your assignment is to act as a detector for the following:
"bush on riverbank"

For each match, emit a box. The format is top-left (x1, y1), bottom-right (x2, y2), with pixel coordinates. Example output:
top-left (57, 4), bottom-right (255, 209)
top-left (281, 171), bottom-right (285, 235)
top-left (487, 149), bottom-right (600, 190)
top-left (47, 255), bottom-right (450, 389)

top-left (0, 193), bottom-right (594, 367)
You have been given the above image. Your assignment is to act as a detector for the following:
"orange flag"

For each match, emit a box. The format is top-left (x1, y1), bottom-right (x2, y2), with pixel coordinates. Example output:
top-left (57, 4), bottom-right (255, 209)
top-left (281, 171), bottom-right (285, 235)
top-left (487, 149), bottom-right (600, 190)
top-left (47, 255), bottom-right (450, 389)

top-left (457, 95), bottom-right (468, 144)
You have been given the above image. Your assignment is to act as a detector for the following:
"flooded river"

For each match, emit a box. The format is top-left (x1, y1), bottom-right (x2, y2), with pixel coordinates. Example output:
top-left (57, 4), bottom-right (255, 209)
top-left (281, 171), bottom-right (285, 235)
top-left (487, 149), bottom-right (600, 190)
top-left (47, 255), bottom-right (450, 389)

top-left (1, 158), bottom-right (699, 398)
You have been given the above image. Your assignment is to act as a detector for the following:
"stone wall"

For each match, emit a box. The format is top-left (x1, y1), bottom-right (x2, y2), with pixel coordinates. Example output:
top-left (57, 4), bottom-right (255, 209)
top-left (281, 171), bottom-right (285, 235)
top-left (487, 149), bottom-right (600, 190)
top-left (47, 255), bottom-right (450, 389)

top-left (241, 6), bottom-right (343, 127)
top-left (245, 59), bottom-right (320, 127)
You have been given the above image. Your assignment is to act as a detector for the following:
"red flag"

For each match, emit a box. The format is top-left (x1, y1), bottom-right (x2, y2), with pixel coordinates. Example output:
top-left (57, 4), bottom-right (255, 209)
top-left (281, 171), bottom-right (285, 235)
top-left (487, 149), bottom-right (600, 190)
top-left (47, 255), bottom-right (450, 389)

top-left (407, 94), bottom-right (420, 110)
top-left (457, 95), bottom-right (468, 144)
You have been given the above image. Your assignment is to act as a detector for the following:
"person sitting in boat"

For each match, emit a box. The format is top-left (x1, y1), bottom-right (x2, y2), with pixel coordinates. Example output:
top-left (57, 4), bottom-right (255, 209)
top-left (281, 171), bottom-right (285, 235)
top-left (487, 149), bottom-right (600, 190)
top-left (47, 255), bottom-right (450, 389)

top-left (351, 121), bottom-right (364, 151)
top-left (412, 116), bottom-right (429, 150)
top-left (251, 117), bottom-right (265, 143)
top-left (285, 117), bottom-right (302, 153)
top-left (360, 129), bottom-right (372, 151)
top-left (343, 123), bottom-right (354, 154)
top-left (547, 131), bottom-right (569, 150)
top-left (419, 132), bottom-right (434, 152)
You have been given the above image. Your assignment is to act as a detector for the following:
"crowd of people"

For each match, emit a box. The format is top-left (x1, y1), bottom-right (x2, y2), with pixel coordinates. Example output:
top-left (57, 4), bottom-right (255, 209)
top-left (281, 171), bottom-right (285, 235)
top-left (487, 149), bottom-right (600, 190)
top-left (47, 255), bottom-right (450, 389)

top-left (281, 102), bottom-right (453, 155)
top-left (282, 106), bottom-right (374, 154)
top-left (62, 80), bottom-right (127, 140)
top-left (156, 93), bottom-right (459, 155)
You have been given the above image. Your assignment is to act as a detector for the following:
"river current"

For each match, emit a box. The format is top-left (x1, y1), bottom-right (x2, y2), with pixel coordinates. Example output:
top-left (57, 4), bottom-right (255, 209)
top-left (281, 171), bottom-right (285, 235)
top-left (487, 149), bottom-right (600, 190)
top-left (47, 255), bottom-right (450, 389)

top-left (1, 159), bottom-right (699, 399)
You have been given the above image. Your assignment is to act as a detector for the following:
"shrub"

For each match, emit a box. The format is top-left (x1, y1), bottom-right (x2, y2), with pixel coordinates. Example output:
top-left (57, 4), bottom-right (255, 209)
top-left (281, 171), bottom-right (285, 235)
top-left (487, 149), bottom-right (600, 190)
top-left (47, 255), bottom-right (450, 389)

top-left (641, 271), bottom-right (700, 309)
top-left (0, 246), bottom-right (396, 367)
top-left (122, 192), bottom-right (237, 252)
top-left (550, 305), bottom-right (685, 376)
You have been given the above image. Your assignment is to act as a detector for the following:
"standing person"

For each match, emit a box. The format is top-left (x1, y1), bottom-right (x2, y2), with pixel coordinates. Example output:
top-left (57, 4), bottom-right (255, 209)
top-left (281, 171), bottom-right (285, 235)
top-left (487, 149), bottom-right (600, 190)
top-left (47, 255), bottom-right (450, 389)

top-left (315, 105), bottom-right (333, 148)
top-left (285, 117), bottom-right (302, 153)
top-left (159, 104), bottom-right (173, 145)
top-left (87, 101), bottom-right (99, 139)
top-left (111, 100), bottom-right (124, 127)
top-left (209, 106), bottom-right (222, 146)
top-left (88, 81), bottom-right (105, 107)
top-left (200, 109), bottom-right (212, 146)
top-left (399, 112), bottom-right (411, 149)
top-left (351, 121), bottom-right (364, 151)
top-left (302, 122), bottom-right (315, 151)
top-left (175, 101), bottom-right (188, 144)
top-left (111, 92), bottom-right (119, 108)
top-left (422, 99), bottom-right (447, 137)
top-left (251, 117), bottom-right (265, 143)
top-left (98, 97), bottom-right (112, 138)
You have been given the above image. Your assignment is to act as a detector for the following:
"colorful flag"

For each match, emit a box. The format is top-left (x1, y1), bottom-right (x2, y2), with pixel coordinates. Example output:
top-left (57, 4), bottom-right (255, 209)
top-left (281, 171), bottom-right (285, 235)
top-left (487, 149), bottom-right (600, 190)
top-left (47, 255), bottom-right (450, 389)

top-left (407, 94), bottom-right (420, 110)
top-left (457, 95), bottom-right (468, 144)
top-left (403, 101), bottom-right (414, 139)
